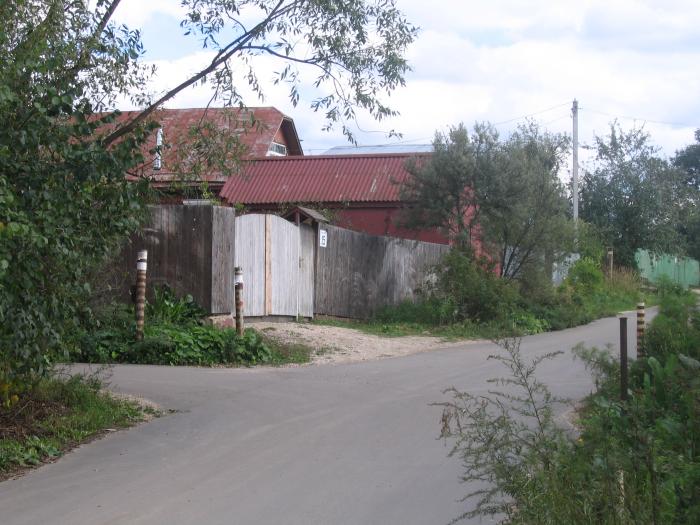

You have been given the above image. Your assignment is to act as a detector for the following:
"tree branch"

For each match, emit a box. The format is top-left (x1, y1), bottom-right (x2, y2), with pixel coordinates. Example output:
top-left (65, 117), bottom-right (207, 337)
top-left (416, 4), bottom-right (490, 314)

top-left (103, 0), bottom-right (292, 147)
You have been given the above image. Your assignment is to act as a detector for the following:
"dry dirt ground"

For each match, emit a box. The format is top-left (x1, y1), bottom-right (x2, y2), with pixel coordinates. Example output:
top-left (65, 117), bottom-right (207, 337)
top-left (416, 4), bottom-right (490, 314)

top-left (212, 316), bottom-right (476, 365)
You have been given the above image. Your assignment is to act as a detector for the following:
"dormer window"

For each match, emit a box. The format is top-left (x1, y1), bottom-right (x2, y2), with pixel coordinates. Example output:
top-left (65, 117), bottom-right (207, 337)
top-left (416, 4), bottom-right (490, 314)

top-left (153, 127), bottom-right (163, 170)
top-left (267, 142), bottom-right (287, 156)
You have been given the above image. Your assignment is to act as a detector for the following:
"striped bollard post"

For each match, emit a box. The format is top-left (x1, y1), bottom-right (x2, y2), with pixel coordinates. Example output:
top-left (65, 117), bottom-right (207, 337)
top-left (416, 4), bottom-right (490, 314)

top-left (636, 302), bottom-right (645, 358)
top-left (135, 250), bottom-right (148, 341)
top-left (234, 267), bottom-right (244, 336)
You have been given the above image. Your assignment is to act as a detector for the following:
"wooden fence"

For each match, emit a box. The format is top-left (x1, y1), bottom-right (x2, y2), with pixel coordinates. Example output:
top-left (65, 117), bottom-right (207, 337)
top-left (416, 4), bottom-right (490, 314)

top-left (121, 204), bottom-right (235, 314)
top-left (118, 207), bottom-right (447, 319)
top-left (314, 224), bottom-right (449, 318)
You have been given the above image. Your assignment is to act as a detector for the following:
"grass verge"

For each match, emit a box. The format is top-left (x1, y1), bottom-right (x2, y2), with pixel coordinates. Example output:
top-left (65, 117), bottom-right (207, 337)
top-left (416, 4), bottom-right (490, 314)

top-left (313, 317), bottom-right (503, 340)
top-left (0, 374), bottom-right (151, 481)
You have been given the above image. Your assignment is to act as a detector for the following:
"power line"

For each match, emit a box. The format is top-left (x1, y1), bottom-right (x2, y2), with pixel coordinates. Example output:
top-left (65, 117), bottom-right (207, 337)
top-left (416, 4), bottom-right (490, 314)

top-left (492, 101), bottom-right (571, 126)
top-left (581, 107), bottom-right (694, 128)
top-left (302, 101), bottom-right (573, 151)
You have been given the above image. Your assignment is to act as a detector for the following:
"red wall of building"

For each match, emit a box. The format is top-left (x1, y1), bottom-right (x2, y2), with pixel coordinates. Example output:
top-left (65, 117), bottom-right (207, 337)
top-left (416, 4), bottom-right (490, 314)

top-left (334, 207), bottom-right (448, 244)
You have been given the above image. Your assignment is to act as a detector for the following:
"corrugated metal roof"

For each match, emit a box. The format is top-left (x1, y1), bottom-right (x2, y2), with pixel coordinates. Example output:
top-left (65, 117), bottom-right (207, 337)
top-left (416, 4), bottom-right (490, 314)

top-left (219, 153), bottom-right (429, 204)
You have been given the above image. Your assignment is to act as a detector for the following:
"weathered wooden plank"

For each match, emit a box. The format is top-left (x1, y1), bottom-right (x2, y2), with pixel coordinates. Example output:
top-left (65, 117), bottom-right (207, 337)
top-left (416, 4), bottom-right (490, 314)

top-left (234, 214), bottom-right (266, 316)
top-left (264, 214), bottom-right (272, 315)
top-left (270, 216), bottom-right (300, 316)
top-left (299, 224), bottom-right (315, 317)
top-left (211, 206), bottom-right (236, 314)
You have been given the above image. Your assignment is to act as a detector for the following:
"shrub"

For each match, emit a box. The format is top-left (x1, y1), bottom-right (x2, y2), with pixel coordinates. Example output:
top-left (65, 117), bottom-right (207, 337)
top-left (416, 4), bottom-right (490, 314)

top-left (431, 248), bottom-right (520, 324)
top-left (70, 291), bottom-right (271, 367)
top-left (644, 288), bottom-right (699, 362)
top-left (566, 257), bottom-right (605, 296)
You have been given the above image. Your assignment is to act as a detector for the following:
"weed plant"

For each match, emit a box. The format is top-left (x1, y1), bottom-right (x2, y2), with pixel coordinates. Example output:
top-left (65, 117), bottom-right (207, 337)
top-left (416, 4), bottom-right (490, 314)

top-left (70, 287), bottom-right (273, 366)
top-left (438, 285), bottom-right (700, 524)
top-left (0, 375), bottom-right (145, 477)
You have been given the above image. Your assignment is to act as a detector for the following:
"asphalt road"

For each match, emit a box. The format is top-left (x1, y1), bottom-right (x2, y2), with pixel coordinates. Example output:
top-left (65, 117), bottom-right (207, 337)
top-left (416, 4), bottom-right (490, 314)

top-left (0, 311), bottom-right (647, 525)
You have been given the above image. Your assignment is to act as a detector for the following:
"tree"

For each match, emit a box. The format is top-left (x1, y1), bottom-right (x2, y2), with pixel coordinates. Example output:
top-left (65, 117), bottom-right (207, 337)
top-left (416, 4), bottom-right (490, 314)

top-left (673, 129), bottom-right (700, 190)
top-left (401, 123), bottom-right (500, 247)
top-left (481, 123), bottom-right (571, 281)
top-left (401, 122), bottom-right (571, 281)
top-left (673, 129), bottom-right (700, 260)
top-left (580, 124), bottom-right (689, 267)
top-left (0, 0), bottom-right (416, 403)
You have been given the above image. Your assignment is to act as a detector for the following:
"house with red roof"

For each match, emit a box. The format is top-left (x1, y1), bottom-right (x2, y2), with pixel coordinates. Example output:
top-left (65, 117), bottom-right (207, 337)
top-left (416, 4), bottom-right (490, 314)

top-left (123, 106), bottom-right (303, 194)
top-left (124, 106), bottom-right (454, 244)
top-left (218, 153), bottom-right (451, 244)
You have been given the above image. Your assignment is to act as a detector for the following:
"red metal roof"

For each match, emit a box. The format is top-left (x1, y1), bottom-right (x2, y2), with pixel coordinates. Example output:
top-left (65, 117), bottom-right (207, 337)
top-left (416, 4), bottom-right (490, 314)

top-left (219, 153), bottom-right (429, 204)
top-left (107, 107), bottom-right (302, 184)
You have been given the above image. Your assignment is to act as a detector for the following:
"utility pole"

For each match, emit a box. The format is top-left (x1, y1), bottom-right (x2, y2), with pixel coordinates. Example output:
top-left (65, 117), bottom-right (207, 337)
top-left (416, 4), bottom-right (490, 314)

top-left (572, 99), bottom-right (579, 222)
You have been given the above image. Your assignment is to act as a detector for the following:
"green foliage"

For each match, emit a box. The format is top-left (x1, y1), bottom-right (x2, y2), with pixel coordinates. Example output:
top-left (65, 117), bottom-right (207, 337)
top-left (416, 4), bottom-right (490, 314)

top-left (146, 286), bottom-right (207, 326)
top-left (1, 375), bottom-right (145, 475)
top-left (0, 1), bottom-right (154, 404)
top-left (72, 293), bottom-right (272, 367)
top-left (402, 121), bottom-right (572, 284)
top-left (644, 286), bottom-right (699, 362)
top-left (344, 251), bottom-right (643, 339)
top-left (673, 128), bottom-right (700, 190)
top-left (439, 285), bottom-right (700, 524)
top-left (566, 257), bottom-right (605, 295)
top-left (437, 339), bottom-right (569, 522)
top-left (580, 123), bottom-right (692, 267)
top-left (526, 260), bottom-right (641, 331)
top-left (430, 248), bottom-right (520, 324)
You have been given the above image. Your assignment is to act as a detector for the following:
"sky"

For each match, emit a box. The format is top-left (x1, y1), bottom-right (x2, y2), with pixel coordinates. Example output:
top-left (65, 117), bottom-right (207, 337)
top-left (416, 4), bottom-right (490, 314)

top-left (110, 0), bottom-right (700, 162)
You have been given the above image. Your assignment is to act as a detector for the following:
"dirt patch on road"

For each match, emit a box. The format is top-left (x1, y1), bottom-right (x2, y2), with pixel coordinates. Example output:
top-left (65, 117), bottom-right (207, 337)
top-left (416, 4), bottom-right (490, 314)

top-left (250, 322), bottom-right (471, 365)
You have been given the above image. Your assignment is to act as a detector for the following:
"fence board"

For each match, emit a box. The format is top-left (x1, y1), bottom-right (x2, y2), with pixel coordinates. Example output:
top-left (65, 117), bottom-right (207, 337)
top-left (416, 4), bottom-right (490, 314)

top-left (299, 225), bottom-right (315, 317)
top-left (210, 206), bottom-right (236, 313)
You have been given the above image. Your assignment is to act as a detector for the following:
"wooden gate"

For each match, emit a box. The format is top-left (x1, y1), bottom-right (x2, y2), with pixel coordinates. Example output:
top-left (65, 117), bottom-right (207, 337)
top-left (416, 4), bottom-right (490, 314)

top-left (234, 214), bottom-right (314, 317)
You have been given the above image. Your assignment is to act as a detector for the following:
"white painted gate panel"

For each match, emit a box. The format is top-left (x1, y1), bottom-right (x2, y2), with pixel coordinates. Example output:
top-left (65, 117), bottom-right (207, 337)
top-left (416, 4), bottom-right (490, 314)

top-left (270, 217), bottom-right (300, 316)
top-left (234, 214), bottom-right (314, 318)
top-left (234, 214), bottom-right (266, 316)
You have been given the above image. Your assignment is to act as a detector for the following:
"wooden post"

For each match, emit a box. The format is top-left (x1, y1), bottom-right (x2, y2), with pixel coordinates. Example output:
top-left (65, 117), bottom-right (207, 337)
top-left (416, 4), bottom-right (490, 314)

top-left (607, 249), bottom-right (614, 277)
top-left (234, 266), bottom-right (244, 336)
top-left (636, 302), bottom-right (646, 358)
top-left (619, 316), bottom-right (628, 401)
top-left (135, 250), bottom-right (148, 341)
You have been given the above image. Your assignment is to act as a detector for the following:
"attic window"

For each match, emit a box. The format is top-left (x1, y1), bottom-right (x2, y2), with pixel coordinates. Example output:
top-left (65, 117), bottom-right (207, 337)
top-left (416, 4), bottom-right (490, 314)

top-left (153, 128), bottom-right (163, 170)
top-left (267, 142), bottom-right (287, 156)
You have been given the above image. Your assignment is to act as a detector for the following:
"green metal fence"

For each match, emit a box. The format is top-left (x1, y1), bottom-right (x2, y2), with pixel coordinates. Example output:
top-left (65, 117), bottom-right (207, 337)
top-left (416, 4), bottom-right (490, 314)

top-left (635, 249), bottom-right (700, 289)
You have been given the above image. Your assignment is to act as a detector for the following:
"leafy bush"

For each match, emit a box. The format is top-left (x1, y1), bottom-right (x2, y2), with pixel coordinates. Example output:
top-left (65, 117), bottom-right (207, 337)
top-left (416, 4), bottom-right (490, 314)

top-left (431, 248), bottom-right (520, 324)
top-left (644, 287), bottom-right (699, 362)
top-left (75, 320), bottom-right (272, 367)
top-left (566, 257), bottom-right (605, 295)
top-left (146, 286), bottom-right (206, 326)
top-left (71, 287), bottom-right (273, 367)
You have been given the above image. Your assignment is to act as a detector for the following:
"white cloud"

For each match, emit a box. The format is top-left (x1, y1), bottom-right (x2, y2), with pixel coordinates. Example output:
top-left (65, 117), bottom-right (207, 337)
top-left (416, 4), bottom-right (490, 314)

top-left (112, 0), bottom-right (700, 157)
